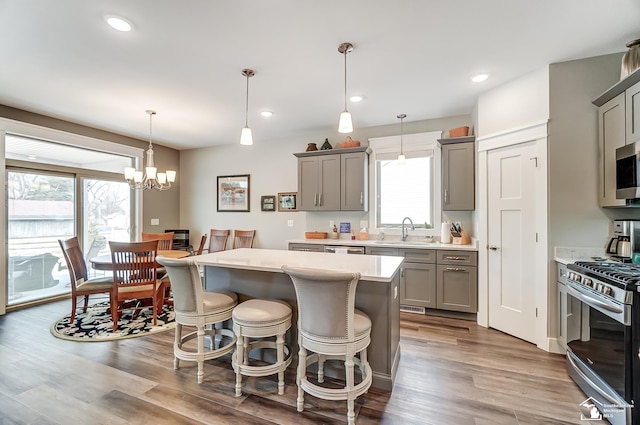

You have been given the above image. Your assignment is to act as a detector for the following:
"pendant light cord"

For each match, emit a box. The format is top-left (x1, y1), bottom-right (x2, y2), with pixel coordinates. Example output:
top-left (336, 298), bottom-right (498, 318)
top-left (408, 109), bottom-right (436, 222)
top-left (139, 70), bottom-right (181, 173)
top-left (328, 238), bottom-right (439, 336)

top-left (245, 74), bottom-right (250, 127)
top-left (397, 113), bottom-right (406, 155)
top-left (344, 50), bottom-right (348, 111)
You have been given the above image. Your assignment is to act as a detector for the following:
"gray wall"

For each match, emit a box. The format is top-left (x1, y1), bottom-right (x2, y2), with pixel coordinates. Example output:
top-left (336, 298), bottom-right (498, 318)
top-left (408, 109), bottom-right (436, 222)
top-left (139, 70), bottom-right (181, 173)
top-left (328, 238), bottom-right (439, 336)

top-left (179, 114), bottom-right (472, 249)
top-left (548, 53), bottom-right (635, 251)
top-left (0, 105), bottom-right (181, 234)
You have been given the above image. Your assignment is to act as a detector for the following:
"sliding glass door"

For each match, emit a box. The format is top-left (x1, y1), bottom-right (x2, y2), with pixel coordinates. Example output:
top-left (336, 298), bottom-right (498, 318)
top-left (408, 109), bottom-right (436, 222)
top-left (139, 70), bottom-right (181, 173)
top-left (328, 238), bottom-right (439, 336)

top-left (7, 170), bottom-right (74, 305)
top-left (82, 178), bottom-right (131, 278)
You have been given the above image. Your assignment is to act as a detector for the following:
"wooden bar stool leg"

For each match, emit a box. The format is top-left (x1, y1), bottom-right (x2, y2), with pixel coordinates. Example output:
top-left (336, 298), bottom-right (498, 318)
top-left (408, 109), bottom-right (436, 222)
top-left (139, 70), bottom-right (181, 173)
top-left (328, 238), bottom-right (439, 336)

top-left (174, 323), bottom-right (182, 369)
top-left (318, 355), bottom-right (325, 383)
top-left (276, 332), bottom-right (285, 395)
top-left (346, 354), bottom-right (355, 425)
top-left (235, 333), bottom-right (244, 396)
top-left (297, 345), bottom-right (307, 412)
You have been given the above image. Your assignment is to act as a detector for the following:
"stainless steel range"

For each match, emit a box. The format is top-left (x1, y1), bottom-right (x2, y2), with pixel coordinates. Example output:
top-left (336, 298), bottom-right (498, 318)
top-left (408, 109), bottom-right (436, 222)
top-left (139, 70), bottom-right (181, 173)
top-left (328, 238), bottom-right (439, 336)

top-left (565, 261), bottom-right (640, 425)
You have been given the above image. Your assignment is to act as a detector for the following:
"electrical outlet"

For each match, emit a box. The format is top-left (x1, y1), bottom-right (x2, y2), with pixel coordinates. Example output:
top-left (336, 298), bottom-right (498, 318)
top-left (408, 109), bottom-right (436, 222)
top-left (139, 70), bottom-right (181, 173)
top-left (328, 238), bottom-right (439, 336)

top-left (151, 218), bottom-right (159, 226)
top-left (287, 219), bottom-right (294, 227)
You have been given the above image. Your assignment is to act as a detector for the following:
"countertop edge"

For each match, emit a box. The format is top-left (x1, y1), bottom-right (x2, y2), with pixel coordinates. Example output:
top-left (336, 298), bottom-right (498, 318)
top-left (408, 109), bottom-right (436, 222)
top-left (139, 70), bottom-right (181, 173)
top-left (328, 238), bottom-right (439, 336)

top-left (288, 238), bottom-right (478, 251)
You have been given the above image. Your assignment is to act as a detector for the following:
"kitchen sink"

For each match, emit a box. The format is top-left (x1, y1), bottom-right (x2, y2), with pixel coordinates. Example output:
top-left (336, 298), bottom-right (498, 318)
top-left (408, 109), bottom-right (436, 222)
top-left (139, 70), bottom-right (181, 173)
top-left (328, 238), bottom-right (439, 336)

top-left (373, 240), bottom-right (436, 245)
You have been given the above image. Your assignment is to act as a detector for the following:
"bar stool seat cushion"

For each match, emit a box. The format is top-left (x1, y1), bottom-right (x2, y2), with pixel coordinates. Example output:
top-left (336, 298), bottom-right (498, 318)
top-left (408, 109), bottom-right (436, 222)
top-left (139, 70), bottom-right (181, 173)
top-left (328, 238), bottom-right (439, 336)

top-left (232, 298), bottom-right (292, 326)
top-left (353, 309), bottom-right (372, 338)
top-left (202, 291), bottom-right (237, 313)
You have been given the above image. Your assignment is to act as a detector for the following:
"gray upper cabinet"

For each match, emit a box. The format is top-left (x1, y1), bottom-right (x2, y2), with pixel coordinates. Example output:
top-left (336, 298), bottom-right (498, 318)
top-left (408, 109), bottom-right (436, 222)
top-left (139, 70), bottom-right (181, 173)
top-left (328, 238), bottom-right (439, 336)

top-left (297, 154), bottom-right (340, 211)
top-left (597, 93), bottom-right (626, 207)
top-left (440, 137), bottom-right (475, 211)
top-left (341, 151), bottom-right (368, 211)
top-left (295, 147), bottom-right (370, 212)
top-left (626, 79), bottom-right (640, 144)
top-left (593, 68), bottom-right (640, 207)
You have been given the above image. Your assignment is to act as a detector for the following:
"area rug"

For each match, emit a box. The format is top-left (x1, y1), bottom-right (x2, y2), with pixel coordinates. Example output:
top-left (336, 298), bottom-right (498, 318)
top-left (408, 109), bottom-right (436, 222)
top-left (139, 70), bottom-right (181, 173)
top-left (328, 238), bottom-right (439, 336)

top-left (51, 301), bottom-right (175, 342)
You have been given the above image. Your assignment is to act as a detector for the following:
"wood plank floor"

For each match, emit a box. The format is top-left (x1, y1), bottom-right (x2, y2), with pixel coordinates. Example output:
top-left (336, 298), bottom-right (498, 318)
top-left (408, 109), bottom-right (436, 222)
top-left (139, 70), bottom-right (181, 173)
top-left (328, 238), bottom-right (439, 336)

top-left (0, 299), bottom-right (592, 424)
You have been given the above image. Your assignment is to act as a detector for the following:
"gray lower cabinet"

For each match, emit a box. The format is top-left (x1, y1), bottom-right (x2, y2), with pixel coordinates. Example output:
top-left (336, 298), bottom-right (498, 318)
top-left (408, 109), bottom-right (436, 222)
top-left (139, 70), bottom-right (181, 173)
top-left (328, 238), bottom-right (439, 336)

top-left (436, 250), bottom-right (478, 313)
top-left (402, 262), bottom-right (436, 308)
top-left (294, 244), bottom-right (478, 313)
top-left (289, 243), bottom-right (324, 252)
top-left (436, 265), bottom-right (477, 313)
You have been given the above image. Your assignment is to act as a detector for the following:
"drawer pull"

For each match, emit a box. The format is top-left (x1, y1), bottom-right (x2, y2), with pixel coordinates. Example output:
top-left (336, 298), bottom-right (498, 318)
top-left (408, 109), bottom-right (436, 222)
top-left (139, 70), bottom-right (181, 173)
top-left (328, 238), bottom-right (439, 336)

top-left (445, 256), bottom-right (465, 260)
top-left (446, 267), bottom-right (465, 271)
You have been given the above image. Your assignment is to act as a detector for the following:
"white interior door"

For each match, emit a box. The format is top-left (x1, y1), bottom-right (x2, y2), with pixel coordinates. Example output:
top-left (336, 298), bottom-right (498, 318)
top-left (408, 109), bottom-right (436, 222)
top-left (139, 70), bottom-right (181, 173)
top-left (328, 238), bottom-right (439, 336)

top-left (487, 141), bottom-right (537, 343)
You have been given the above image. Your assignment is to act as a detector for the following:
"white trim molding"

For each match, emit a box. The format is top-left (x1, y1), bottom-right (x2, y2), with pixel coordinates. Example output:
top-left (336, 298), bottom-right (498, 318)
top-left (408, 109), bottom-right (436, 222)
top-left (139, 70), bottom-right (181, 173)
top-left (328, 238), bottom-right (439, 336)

top-left (477, 121), bottom-right (550, 352)
top-left (477, 120), bottom-right (548, 152)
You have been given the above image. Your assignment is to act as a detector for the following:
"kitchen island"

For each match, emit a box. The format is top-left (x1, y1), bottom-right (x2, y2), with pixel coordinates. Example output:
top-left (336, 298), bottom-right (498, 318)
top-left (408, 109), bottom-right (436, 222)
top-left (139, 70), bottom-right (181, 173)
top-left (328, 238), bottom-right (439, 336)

top-left (192, 248), bottom-right (403, 391)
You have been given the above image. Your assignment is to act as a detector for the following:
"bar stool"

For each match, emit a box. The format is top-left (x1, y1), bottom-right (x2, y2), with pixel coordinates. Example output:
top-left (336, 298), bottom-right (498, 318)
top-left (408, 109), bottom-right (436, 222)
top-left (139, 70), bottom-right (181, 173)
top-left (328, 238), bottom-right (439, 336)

top-left (231, 298), bottom-right (292, 396)
top-left (281, 266), bottom-right (372, 425)
top-left (156, 256), bottom-right (237, 384)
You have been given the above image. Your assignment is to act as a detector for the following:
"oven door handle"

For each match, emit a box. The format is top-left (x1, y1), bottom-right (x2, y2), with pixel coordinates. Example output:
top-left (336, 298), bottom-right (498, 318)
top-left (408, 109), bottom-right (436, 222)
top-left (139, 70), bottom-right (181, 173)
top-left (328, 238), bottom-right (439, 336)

top-left (566, 284), bottom-right (624, 314)
top-left (567, 352), bottom-right (624, 406)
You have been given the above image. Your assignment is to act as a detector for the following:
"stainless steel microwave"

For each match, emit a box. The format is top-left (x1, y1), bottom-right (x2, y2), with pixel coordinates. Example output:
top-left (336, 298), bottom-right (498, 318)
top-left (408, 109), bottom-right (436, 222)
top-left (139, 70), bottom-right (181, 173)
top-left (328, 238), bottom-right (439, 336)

top-left (616, 142), bottom-right (640, 199)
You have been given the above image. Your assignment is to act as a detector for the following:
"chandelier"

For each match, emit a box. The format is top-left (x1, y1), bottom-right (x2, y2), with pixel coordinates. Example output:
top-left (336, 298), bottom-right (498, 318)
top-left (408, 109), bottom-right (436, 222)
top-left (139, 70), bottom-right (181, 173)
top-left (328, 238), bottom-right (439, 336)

top-left (124, 110), bottom-right (176, 191)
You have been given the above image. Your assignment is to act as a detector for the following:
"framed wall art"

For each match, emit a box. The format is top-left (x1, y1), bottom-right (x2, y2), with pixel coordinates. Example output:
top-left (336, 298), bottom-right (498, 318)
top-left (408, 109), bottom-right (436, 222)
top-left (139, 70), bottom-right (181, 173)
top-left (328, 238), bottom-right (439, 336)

top-left (277, 192), bottom-right (297, 211)
top-left (261, 195), bottom-right (276, 212)
top-left (217, 174), bottom-right (250, 212)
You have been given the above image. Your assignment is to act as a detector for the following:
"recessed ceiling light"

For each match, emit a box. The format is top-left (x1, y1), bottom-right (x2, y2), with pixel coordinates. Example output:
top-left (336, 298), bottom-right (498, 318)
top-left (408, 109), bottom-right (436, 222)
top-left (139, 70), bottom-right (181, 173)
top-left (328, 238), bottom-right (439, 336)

top-left (349, 95), bottom-right (363, 103)
top-left (471, 74), bottom-right (489, 83)
top-left (260, 111), bottom-right (273, 118)
top-left (27, 155), bottom-right (37, 160)
top-left (105, 15), bottom-right (133, 32)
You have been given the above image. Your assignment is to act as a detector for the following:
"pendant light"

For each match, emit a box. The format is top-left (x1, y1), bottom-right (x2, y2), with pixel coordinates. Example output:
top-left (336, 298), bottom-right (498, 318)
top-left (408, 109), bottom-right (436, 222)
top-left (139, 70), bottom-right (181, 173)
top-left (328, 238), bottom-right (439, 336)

top-left (124, 110), bottom-right (176, 191)
top-left (338, 42), bottom-right (354, 133)
top-left (240, 68), bottom-right (255, 145)
top-left (397, 114), bottom-right (406, 165)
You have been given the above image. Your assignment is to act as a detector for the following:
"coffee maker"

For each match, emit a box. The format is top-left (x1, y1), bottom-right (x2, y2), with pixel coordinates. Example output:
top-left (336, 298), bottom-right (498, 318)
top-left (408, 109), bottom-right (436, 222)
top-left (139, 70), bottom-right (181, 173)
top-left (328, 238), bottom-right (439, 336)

top-left (607, 220), bottom-right (640, 262)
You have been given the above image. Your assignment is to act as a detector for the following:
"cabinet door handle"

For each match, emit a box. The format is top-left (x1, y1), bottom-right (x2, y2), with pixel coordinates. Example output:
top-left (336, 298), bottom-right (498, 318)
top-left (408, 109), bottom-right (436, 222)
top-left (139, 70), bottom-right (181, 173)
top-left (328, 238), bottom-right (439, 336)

top-left (314, 193), bottom-right (318, 206)
top-left (360, 191), bottom-right (363, 205)
top-left (445, 256), bottom-right (465, 260)
top-left (400, 267), bottom-right (404, 278)
top-left (488, 246), bottom-right (500, 251)
top-left (446, 267), bottom-right (465, 271)
top-left (444, 188), bottom-right (448, 204)
top-left (319, 193), bottom-right (322, 206)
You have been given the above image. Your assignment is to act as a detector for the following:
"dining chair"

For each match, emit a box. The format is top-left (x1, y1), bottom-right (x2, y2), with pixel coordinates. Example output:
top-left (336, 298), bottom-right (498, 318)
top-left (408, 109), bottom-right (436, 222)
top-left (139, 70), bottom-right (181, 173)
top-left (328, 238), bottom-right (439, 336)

top-left (194, 234), bottom-right (208, 255)
top-left (156, 256), bottom-right (237, 384)
top-left (208, 229), bottom-right (230, 252)
top-left (109, 240), bottom-right (163, 332)
top-left (58, 237), bottom-right (114, 325)
top-left (232, 229), bottom-right (256, 249)
top-left (281, 266), bottom-right (372, 425)
top-left (142, 231), bottom-right (174, 250)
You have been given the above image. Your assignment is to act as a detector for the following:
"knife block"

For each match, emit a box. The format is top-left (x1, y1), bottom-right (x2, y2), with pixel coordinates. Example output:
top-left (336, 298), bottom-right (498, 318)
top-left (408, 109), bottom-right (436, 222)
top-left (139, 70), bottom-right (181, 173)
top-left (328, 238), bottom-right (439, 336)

top-left (452, 230), bottom-right (471, 245)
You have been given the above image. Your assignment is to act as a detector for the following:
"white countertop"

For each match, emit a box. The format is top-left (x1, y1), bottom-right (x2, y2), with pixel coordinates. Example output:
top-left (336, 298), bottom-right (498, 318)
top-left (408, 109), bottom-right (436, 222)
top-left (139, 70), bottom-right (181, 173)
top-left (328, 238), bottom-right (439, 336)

top-left (554, 246), bottom-right (607, 265)
top-left (288, 238), bottom-right (478, 251)
top-left (191, 248), bottom-right (404, 283)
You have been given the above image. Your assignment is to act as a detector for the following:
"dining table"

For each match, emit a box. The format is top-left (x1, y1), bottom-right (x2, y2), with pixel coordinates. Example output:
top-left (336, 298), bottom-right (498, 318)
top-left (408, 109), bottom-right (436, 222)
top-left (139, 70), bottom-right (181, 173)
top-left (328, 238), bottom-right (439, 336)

top-left (89, 249), bottom-right (190, 271)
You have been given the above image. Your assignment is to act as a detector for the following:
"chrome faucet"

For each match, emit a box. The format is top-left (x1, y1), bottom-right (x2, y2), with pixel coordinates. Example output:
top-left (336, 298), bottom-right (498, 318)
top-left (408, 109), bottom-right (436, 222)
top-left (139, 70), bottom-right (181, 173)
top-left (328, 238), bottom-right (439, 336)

top-left (401, 217), bottom-right (415, 241)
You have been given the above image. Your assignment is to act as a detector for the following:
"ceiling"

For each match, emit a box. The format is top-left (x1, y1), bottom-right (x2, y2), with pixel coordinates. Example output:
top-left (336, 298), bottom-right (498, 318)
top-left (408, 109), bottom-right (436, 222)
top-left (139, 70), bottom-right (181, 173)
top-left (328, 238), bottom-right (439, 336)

top-left (0, 1), bottom-right (638, 151)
